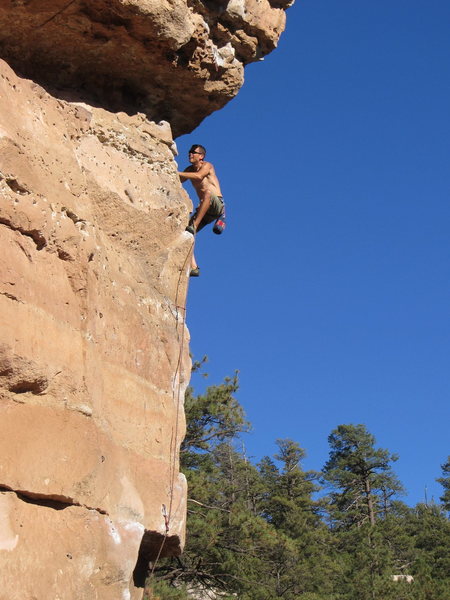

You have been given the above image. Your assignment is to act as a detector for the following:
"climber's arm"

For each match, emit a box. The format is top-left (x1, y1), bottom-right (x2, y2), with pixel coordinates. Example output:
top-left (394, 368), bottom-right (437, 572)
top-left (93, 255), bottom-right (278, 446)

top-left (178, 162), bottom-right (211, 182)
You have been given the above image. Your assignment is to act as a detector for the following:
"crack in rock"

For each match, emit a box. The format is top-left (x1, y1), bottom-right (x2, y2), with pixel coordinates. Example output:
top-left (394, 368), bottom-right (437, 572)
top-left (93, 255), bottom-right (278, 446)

top-left (2, 176), bottom-right (31, 195)
top-left (0, 291), bottom-right (23, 303)
top-left (0, 485), bottom-right (108, 515)
top-left (0, 217), bottom-right (47, 250)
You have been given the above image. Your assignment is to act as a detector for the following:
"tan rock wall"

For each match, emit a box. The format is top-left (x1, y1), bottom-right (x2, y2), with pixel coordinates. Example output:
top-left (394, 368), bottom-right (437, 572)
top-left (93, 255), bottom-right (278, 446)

top-left (0, 58), bottom-right (191, 599)
top-left (0, 0), bottom-right (294, 595)
top-left (0, 0), bottom-right (292, 135)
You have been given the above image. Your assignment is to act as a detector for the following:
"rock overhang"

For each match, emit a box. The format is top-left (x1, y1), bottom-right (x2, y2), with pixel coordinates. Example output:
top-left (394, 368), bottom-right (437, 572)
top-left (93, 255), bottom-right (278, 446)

top-left (0, 0), bottom-right (293, 137)
top-left (0, 1), bottom-right (295, 595)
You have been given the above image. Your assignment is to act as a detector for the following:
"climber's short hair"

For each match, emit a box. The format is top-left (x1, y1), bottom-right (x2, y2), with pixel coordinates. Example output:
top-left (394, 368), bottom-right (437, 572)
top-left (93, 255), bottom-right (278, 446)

top-left (189, 144), bottom-right (206, 157)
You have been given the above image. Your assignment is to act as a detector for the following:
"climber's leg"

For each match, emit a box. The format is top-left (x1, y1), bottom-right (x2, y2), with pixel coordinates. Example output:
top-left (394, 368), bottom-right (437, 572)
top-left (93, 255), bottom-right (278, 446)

top-left (192, 193), bottom-right (211, 230)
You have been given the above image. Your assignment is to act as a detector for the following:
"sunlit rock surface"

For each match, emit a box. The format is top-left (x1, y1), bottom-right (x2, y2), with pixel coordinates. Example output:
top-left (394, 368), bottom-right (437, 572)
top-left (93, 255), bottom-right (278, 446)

top-left (0, 59), bottom-right (189, 599)
top-left (0, 0), bottom-right (293, 597)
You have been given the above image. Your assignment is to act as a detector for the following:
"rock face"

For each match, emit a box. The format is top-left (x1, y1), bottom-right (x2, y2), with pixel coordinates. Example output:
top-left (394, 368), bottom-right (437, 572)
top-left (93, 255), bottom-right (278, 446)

top-left (0, 59), bottom-right (190, 599)
top-left (0, 0), bottom-right (292, 137)
top-left (0, 0), bottom-right (292, 598)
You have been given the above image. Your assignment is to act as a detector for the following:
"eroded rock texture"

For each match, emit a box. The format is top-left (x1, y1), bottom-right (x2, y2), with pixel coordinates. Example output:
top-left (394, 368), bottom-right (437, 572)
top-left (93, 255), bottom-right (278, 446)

top-left (0, 59), bottom-right (190, 599)
top-left (0, 0), bottom-right (293, 136)
top-left (0, 0), bottom-right (293, 597)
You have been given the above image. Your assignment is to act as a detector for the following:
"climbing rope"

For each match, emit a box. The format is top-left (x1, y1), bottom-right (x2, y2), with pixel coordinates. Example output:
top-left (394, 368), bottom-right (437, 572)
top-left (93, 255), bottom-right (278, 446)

top-left (147, 236), bottom-right (194, 582)
top-left (169, 239), bottom-right (194, 520)
top-left (37, 0), bottom-right (78, 28)
top-left (26, 0), bottom-right (197, 578)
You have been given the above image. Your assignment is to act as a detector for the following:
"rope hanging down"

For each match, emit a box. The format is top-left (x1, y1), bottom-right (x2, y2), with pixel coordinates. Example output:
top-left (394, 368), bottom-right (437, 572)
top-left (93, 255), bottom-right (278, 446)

top-left (37, 0), bottom-right (78, 28)
top-left (147, 238), bottom-right (194, 582)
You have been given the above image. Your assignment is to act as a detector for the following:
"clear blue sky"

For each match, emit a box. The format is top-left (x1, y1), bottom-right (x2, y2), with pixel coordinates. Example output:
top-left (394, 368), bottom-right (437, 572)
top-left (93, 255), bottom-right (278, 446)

top-left (175, 0), bottom-right (450, 506)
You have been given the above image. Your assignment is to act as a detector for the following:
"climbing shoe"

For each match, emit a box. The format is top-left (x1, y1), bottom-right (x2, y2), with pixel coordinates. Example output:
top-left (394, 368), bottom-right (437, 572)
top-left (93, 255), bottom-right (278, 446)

top-left (186, 224), bottom-right (196, 235)
top-left (190, 267), bottom-right (200, 277)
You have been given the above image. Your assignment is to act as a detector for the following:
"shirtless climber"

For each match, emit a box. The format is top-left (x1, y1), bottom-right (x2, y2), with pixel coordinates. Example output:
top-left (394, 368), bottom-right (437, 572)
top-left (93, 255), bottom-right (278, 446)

top-left (178, 144), bottom-right (225, 277)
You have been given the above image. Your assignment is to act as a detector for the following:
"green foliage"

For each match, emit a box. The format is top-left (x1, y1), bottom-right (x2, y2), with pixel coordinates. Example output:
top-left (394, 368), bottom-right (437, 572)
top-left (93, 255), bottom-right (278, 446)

top-left (144, 581), bottom-right (190, 600)
top-left (322, 424), bottom-right (404, 528)
top-left (258, 439), bottom-right (321, 536)
top-left (145, 370), bottom-right (450, 600)
top-left (405, 503), bottom-right (450, 599)
top-left (437, 456), bottom-right (450, 511)
top-left (181, 372), bottom-right (249, 470)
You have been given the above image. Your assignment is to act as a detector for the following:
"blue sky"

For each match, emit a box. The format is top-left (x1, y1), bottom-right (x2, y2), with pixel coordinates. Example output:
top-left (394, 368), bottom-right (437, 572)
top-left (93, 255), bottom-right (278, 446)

top-left (175, 0), bottom-right (450, 506)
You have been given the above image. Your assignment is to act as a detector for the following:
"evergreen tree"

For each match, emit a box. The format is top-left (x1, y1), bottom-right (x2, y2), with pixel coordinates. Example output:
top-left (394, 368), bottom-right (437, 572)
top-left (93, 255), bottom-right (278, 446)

top-left (146, 374), bottom-right (250, 597)
top-left (181, 371), bottom-right (248, 468)
top-left (402, 503), bottom-right (450, 600)
top-left (259, 439), bottom-right (319, 534)
top-left (436, 456), bottom-right (450, 511)
top-left (258, 440), bottom-right (339, 598)
top-left (332, 514), bottom-right (420, 600)
top-left (145, 371), bottom-right (450, 600)
top-left (322, 424), bottom-right (404, 528)
top-left (321, 425), bottom-right (409, 600)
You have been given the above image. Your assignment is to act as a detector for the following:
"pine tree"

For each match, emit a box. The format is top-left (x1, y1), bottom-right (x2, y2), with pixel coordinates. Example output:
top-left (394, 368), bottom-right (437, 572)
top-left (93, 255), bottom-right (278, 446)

top-left (258, 439), bottom-right (339, 598)
top-left (321, 425), bottom-right (409, 600)
top-left (146, 373), bottom-right (450, 600)
top-left (436, 456), bottom-right (450, 511)
top-left (181, 371), bottom-right (248, 467)
top-left (146, 373), bottom-right (250, 598)
top-left (403, 503), bottom-right (450, 600)
top-left (258, 439), bottom-right (319, 535)
top-left (322, 424), bottom-right (404, 528)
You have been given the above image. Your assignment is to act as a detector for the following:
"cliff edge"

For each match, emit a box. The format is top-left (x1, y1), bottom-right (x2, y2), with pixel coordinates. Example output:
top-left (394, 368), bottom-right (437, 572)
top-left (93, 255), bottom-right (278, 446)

top-left (0, 0), bottom-right (292, 137)
top-left (0, 1), bottom-right (292, 598)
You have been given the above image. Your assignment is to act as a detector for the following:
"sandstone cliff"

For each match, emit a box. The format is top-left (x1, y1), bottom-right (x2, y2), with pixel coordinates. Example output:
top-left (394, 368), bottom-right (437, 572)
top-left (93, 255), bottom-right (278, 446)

top-left (0, 0), bottom-right (292, 137)
top-left (0, 1), bottom-right (292, 598)
top-left (0, 58), bottom-right (191, 599)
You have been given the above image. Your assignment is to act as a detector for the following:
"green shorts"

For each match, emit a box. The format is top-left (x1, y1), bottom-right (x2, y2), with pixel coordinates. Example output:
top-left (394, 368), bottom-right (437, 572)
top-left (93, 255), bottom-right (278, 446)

top-left (191, 195), bottom-right (224, 232)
